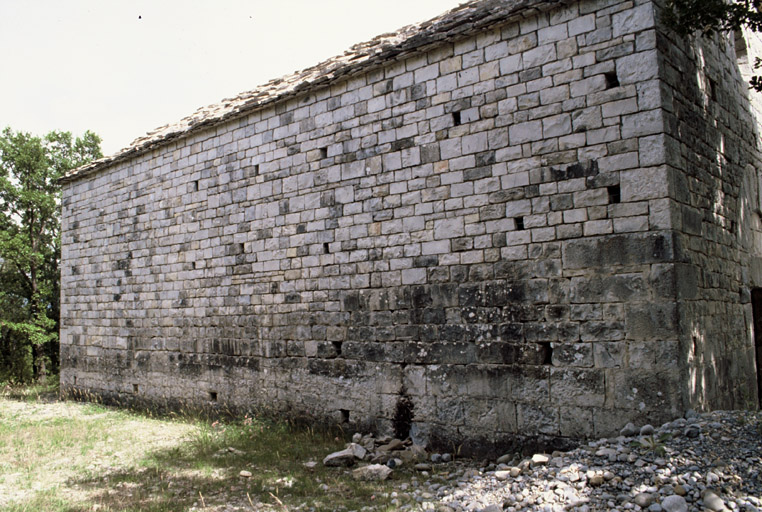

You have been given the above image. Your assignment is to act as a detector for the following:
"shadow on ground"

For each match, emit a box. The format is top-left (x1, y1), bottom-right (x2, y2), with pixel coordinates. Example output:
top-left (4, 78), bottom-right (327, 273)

top-left (59, 418), bottom-right (399, 512)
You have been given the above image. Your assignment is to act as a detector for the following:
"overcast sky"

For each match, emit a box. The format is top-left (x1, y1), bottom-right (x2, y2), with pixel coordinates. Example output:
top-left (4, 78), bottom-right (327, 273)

top-left (0, 1), bottom-right (464, 156)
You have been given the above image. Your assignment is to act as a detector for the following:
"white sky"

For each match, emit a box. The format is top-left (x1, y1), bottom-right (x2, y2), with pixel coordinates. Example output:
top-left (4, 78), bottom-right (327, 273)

top-left (0, 1), bottom-right (464, 156)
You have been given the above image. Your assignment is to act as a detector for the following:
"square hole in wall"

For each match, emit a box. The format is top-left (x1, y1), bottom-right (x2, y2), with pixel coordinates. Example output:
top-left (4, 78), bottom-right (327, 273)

top-left (604, 71), bottom-right (620, 89)
top-left (607, 185), bottom-right (621, 204)
top-left (209, 391), bottom-right (218, 402)
top-left (514, 217), bottom-right (525, 230)
top-left (319, 147), bottom-right (328, 159)
top-left (538, 342), bottom-right (553, 365)
top-left (452, 111), bottom-right (462, 126)
top-left (133, 383), bottom-right (139, 393)
top-left (708, 77), bottom-right (718, 101)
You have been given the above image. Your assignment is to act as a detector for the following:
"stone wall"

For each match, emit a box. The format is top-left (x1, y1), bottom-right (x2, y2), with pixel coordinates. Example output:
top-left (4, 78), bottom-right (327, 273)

top-left (653, 1), bottom-right (762, 410)
top-left (60, 0), bottom-right (762, 450)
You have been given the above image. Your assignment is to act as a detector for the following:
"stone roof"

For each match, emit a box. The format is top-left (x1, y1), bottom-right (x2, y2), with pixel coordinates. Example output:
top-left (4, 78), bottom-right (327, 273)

top-left (62, 0), bottom-right (565, 183)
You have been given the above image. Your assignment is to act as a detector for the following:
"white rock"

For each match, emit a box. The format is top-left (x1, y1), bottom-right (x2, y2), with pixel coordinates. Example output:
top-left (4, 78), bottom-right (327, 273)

top-left (531, 453), bottom-right (550, 465)
top-left (348, 442), bottom-right (367, 460)
top-left (352, 464), bottom-right (393, 481)
top-left (323, 451), bottom-right (352, 467)
top-left (661, 495), bottom-right (688, 512)
top-left (702, 489), bottom-right (729, 511)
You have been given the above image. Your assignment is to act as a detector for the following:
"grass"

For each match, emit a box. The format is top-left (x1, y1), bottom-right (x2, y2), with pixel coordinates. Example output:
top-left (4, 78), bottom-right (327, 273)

top-left (0, 382), bottom-right (420, 511)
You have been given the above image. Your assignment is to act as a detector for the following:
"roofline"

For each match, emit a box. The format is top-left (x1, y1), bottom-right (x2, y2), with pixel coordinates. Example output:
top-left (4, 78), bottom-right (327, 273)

top-left (61, 0), bottom-right (568, 184)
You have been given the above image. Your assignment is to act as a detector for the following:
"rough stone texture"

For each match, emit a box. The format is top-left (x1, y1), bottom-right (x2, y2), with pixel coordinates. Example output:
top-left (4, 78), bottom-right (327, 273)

top-left (656, 7), bottom-right (762, 413)
top-left (351, 464), bottom-right (394, 481)
top-left (59, 0), bottom-right (762, 451)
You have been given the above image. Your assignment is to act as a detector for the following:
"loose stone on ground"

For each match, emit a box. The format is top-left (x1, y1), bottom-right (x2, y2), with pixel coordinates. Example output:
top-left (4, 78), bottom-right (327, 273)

top-left (322, 411), bottom-right (761, 511)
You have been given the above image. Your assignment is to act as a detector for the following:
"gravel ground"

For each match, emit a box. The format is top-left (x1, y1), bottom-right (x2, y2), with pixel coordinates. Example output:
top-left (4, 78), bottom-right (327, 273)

top-left (377, 410), bottom-right (761, 512)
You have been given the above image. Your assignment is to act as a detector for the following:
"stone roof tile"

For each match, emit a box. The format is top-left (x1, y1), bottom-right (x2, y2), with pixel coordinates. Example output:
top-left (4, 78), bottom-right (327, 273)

top-left (62, 0), bottom-right (564, 183)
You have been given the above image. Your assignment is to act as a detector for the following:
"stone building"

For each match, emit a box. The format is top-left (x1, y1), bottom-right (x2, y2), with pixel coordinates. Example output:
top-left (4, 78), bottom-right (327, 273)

top-left (60, 0), bottom-right (762, 450)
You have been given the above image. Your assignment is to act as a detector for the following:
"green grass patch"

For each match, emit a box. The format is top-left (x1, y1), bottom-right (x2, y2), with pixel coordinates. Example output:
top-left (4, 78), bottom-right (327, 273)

top-left (0, 377), bottom-right (59, 402)
top-left (0, 388), bottom-right (419, 511)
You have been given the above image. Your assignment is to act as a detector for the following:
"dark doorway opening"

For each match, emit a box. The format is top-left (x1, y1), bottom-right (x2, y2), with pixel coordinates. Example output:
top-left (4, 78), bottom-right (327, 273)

top-left (751, 288), bottom-right (762, 407)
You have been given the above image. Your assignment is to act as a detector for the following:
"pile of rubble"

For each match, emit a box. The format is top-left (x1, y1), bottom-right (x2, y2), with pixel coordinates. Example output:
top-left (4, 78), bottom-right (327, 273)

top-left (322, 432), bottom-right (451, 482)
top-left (319, 411), bottom-right (762, 511)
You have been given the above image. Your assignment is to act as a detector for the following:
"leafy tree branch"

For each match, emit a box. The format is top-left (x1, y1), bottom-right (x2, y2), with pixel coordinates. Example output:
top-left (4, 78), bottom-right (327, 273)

top-left (0, 127), bottom-right (102, 383)
top-left (665, 0), bottom-right (762, 91)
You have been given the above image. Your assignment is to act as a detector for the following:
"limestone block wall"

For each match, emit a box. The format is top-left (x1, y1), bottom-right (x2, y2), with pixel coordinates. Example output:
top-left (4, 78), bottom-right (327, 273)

top-left (652, 1), bottom-right (762, 410)
top-left (60, 0), bottom-right (761, 450)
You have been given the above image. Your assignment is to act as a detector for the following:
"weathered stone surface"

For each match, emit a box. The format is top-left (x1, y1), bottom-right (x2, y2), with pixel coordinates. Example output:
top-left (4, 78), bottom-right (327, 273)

top-left (702, 489), bottom-right (729, 512)
top-left (624, 302), bottom-right (678, 340)
top-left (616, 51), bottom-right (659, 85)
top-left (612, 3), bottom-right (655, 37)
top-left (662, 495), bottom-right (688, 512)
top-left (352, 464), bottom-right (393, 481)
top-left (620, 166), bottom-right (670, 201)
top-left (620, 422), bottom-right (638, 437)
top-left (633, 492), bottom-right (654, 508)
top-left (563, 233), bottom-right (675, 269)
top-left (550, 368), bottom-right (605, 407)
top-left (323, 443), bottom-right (366, 467)
top-left (528, 454), bottom-right (548, 467)
top-left (59, 0), bottom-right (762, 451)
top-left (570, 274), bottom-right (647, 303)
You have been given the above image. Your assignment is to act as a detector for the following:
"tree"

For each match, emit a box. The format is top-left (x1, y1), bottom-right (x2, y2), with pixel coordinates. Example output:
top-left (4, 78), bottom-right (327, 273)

top-left (0, 128), bottom-right (102, 383)
top-left (665, 0), bottom-right (762, 90)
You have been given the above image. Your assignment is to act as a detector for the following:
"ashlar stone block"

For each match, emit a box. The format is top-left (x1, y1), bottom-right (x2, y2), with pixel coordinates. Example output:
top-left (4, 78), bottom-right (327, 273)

top-left (550, 368), bottom-right (605, 406)
top-left (620, 166), bottom-right (670, 201)
top-left (611, 4), bottom-right (655, 38)
top-left (616, 50), bottom-right (660, 86)
top-left (59, 0), bottom-right (762, 450)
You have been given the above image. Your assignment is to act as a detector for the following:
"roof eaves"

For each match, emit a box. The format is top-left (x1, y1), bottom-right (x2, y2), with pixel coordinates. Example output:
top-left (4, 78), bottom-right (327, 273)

top-left (61, 0), bottom-right (566, 184)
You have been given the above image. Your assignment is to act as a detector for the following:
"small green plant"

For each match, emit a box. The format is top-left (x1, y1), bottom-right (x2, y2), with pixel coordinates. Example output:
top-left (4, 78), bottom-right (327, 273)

top-left (449, 440), bottom-right (463, 463)
top-left (631, 433), bottom-right (671, 456)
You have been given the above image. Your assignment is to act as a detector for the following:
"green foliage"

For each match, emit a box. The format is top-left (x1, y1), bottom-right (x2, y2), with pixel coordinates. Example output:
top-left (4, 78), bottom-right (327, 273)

top-left (0, 127), bottom-right (102, 383)
top-left (630, 432), bottom-right (672, 456)
top-left (665, 0), bottom-right (762, 91)
top-left (665, 0), bottom-right (762, 35)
